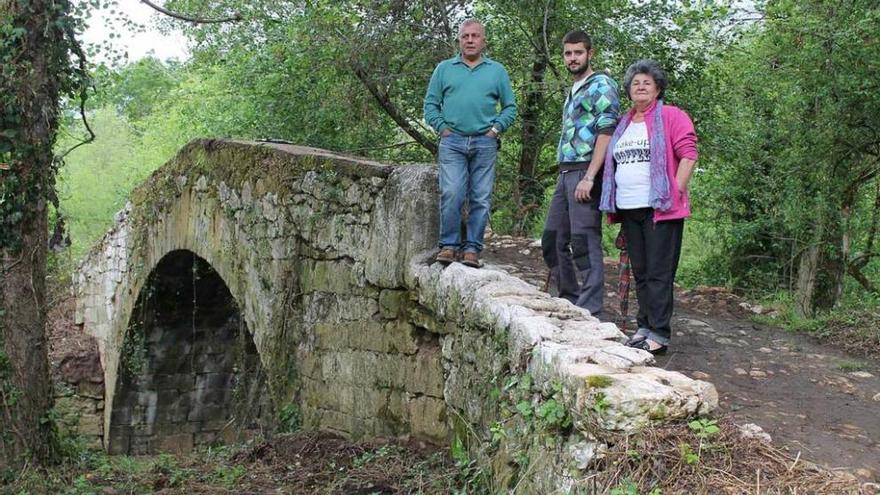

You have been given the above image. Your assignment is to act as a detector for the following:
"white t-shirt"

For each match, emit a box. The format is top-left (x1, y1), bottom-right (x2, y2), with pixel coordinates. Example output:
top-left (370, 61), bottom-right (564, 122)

top-left (613, 122), bottom-right (651, 209)
top-left (570, 76), bottom-right (589, 99)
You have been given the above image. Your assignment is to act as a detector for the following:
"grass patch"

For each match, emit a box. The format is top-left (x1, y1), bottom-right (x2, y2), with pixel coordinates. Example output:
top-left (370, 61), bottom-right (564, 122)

top-left (836, 360), bottom-right (868, 372)
top-left (1, 432), bottom-right (463, 495)
top-left (747, 291), bottom-right (880, 360)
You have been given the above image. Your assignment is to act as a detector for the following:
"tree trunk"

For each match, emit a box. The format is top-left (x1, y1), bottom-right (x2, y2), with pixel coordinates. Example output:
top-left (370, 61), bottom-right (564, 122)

top-left (512, 2), bottom-right (554, 235)
top-left (0, 0), bottom-right (63, 469)
top-left (794, 206), bottom-right (845, 317)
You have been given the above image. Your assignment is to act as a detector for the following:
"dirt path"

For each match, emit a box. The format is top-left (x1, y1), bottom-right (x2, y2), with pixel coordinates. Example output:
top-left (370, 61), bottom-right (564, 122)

top-left (483, 234), bottom-right (880, 483)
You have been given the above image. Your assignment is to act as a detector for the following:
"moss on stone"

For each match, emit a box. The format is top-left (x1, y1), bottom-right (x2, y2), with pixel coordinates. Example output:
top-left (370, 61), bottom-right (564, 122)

top-left (648, 403), bottom-right (669, 421)
top-left (585, 375), bottom-right (613, 389)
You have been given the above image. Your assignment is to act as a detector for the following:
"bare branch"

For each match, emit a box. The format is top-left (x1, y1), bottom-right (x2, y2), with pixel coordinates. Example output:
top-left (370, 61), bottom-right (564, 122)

top-left (847, 262), bottom-right (879, 295)
top-left (341, 140), bottom-right (421, 154)
top-left (139, 0), bottom-right (242, 24)
top-left (350, 55), bottom-right (437, 155)
top-left (57, 24), bottom-right (94, 160)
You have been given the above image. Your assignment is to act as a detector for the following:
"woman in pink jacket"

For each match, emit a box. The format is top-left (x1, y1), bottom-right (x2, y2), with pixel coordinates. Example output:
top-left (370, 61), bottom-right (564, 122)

top-left (599, 60), bottom-right (699, 355)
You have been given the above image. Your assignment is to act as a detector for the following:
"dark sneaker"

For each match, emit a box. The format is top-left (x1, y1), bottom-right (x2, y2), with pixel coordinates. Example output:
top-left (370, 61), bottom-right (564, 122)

top-left (436, 248), bottom-right (457, 264)
top-left (461, 252), bottom-right (483, 268)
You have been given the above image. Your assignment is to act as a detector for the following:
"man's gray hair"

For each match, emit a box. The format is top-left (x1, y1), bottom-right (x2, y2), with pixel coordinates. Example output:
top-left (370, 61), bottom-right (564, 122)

top-left (623, 59), bottom-right (668, 100)
top-left (458, 18), bottom-right (485, 36)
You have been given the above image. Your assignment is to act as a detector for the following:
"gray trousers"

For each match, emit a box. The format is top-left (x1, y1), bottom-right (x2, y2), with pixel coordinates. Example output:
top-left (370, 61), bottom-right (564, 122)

top-left (541, 169), bottom-right (604, 316)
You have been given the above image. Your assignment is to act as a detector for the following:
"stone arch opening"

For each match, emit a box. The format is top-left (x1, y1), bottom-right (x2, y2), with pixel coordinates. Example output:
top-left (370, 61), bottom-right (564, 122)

top-left (108, 249), bottom-right (269, 454)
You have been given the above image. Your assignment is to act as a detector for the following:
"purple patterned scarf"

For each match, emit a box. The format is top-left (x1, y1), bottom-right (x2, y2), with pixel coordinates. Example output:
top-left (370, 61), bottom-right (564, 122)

top-left (600, 99), bottom-right (671, 213)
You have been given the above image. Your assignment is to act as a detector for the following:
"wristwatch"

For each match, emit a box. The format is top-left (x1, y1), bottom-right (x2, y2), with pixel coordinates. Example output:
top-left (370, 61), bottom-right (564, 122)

top-left (491, 125), bottom-right (501, 135)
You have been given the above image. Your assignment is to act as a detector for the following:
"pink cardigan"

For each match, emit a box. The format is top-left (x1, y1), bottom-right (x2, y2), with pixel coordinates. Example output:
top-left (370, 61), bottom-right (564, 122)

top-left (605, 100), bottom-right (699, 223)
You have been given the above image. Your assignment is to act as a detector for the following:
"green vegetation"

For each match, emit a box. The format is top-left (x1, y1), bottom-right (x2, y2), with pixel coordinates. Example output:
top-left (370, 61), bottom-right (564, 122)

top-left (585, 375), bottom-right (612, 389)
top-left (2, 0), bottom-right (876, 487)
top-left (276, 403), bottom-right (302, 433)
top-left (836, 360), bottom-right (868, 372)
top-left (682, 417), bottom-right (722, 465)
top-left (47, 0), bottom-right (880, 353)
top-left (5, 432), bottom-right (464, 494)
top-left (610, 480), bottom-right (662, 495)
top-left (502, 374), bottom-right (572, 434)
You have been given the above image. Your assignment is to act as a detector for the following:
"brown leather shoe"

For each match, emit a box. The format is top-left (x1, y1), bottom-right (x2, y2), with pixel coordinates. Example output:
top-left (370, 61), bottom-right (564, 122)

top-left (436, 248), bottom-right (457, 264)
top-left (461, 251), bottom-right (482, 268)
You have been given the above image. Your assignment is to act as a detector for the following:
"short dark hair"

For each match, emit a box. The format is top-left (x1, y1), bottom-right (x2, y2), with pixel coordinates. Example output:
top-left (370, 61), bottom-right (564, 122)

top-left (562, 30), bottom-right (592, 50)
top-left (623, 59), bottom-right (668, 100)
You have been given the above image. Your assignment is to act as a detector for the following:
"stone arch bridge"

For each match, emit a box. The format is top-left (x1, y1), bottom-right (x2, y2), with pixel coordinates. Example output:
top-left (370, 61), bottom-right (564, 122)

top-left (75, 139), bottom-right (716, 490)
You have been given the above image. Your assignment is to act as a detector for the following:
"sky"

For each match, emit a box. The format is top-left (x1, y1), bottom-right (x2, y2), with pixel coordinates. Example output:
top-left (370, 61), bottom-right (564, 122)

top-left (81, 0), bottom-right (190, 63)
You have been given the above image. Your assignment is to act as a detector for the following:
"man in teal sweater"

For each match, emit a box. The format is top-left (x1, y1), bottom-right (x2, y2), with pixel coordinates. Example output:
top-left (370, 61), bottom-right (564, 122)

top-left (423, 18), bottom-right (517, 268)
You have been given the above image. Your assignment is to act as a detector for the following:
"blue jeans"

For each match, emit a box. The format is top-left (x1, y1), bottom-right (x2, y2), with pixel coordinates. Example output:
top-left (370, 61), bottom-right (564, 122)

top-left (438, 133), bottom-right (498, 253)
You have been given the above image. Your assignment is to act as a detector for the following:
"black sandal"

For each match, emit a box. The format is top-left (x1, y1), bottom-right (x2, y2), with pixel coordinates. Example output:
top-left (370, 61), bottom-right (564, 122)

top-left (625, 335), bottom-right (647, 347)
top-left (629, 339), bottom-right (668, 355)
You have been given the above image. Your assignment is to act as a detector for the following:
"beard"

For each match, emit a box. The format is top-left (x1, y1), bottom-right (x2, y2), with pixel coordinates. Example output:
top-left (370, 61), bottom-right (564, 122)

top-left (567, 58), bottom-right (590, 76)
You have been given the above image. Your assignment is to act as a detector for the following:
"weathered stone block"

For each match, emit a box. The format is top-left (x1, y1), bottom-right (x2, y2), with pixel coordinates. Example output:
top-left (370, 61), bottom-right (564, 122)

top-left (378, 290), bottom-right (408, 319)
top-left (107, 427), bottom-right (131, 455)
top-left (77, 381), bottom-right (104, 399)
top-left (195, 372), bottom-right (233, 391)
top-left (298, 349), bottom-right (322, 378)
top-left (154, 373), bottom-right (193, 391)
top-left (301, 376), bottom-right (355, 414)
top-left (383, 322), bottom-right (419, 354)
top-left (187, 404), bottom-right (228, 422)
top-left (54, 395), bottom-right (91, 419)
top-left (318, 409), bottom-right (357, 436)
top-left (365, 166), bottom-right (437, 288)
top-left (404, 347), bottom-right (444, 397)
top-left (346, 321), bottom-right (418, 355)
top-left (407, 306), bottom-right (446, 334)
top-left (407, 396), bottom-right (447, 443)
top-left (156, 433), bottom-right (194, 454)
top-left (314, 322), bottom-right (350, 349)
top-left (300, 259), bottom-right (364, 294)
top-left (77, 413), bottom-right (104, 436)
top-left (110, 405), bottom-right (133, 425)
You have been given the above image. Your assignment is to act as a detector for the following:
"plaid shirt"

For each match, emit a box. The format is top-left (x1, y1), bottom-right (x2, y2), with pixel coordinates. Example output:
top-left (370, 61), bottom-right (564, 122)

top-left (557, 72), bottom-right (620, 163)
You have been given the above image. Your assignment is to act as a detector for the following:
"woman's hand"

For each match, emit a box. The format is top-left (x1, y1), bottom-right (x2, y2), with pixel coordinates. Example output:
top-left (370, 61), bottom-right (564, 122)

top-left (677, 178), bottom-right (687, 194)
top-left (675, 158), bottom-right (697, 197)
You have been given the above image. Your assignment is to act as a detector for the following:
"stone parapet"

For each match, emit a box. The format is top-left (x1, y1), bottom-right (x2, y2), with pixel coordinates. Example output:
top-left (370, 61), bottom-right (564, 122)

top-left (406, 251), bottom-right (718, 491)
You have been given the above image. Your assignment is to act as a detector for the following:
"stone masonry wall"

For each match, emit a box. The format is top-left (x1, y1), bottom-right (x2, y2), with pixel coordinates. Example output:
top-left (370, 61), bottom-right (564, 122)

top-left (75, 140), bottom-right (442, 447)
top-left (407, 259), bottom-right (718, 492)
top-left (76, 140), bottom-right (717, 490)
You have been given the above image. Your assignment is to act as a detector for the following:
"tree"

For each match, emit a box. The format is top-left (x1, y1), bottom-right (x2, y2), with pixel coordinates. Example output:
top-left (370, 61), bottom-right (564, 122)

top-left (696, 0), bottom-right (880, 315)
top-left (0, 0), bottom-right (240, 471)
top-left (160, 0), bottom-right (730, 235)
top-left (0, 0), bottom-right (87, 470)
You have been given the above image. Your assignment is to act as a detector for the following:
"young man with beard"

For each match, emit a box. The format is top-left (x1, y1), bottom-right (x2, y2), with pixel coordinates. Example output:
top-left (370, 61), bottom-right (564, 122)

top-left (541, 30), bottom-right (620, 317)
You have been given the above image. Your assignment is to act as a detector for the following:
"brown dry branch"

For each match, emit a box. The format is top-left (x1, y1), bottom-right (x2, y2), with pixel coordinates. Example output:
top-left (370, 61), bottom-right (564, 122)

top-left (587, 418), bottom-right (869, 495)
